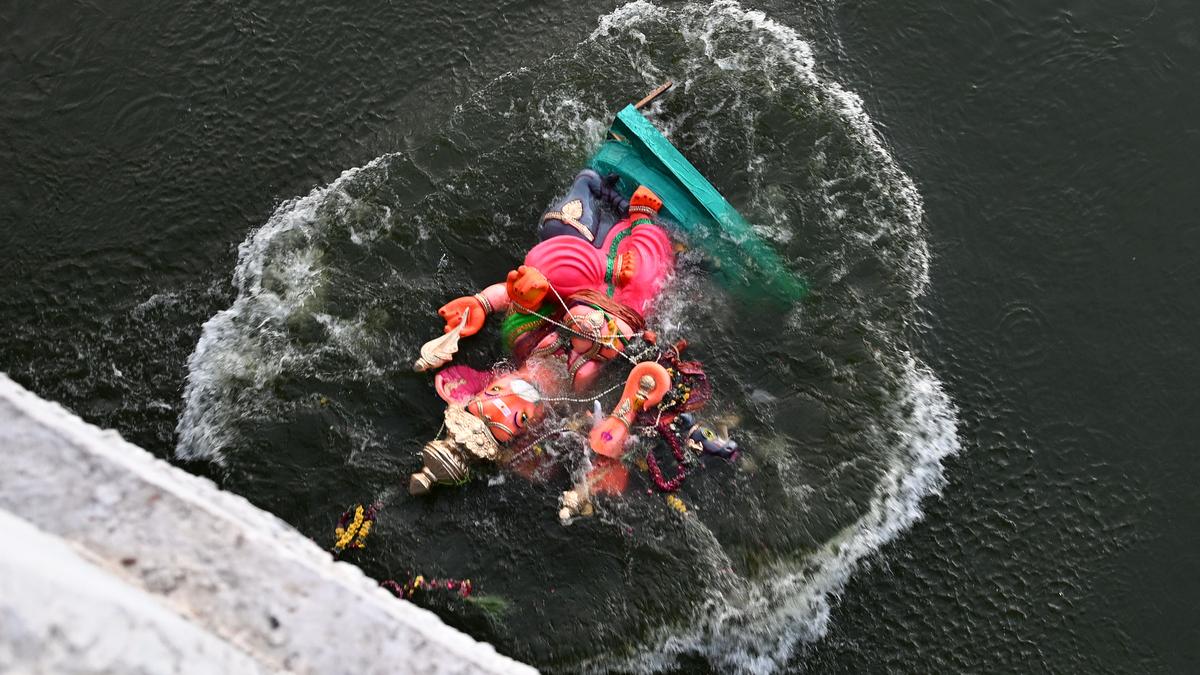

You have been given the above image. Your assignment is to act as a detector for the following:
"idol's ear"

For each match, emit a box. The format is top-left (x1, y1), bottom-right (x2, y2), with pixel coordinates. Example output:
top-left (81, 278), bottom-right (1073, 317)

top-left (434, 364), bottom-right (491, 404)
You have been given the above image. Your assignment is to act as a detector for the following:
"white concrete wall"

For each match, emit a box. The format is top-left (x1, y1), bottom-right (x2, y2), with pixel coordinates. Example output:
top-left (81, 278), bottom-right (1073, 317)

top-left (0, 509), bottom-right (268, 674)
top-left (0, 374), bottom-right (535, 675)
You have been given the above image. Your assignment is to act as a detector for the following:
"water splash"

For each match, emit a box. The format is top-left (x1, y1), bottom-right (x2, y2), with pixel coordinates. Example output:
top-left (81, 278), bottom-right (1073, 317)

top-left (176, 2), bottom-right (959, 671)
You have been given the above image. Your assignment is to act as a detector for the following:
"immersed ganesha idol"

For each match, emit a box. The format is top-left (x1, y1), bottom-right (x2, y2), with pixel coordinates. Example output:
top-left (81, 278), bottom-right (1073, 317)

top-left (409, 169), bottom-right (738, 519)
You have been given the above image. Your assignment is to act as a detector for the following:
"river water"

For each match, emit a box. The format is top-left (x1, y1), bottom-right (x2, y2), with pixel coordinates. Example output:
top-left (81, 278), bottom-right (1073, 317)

top-left (3, 0), bottom-right (1197, 672)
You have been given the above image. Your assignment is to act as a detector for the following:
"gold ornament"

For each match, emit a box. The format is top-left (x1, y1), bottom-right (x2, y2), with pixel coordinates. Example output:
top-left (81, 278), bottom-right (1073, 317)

top-left (409, 406), bottom-right (501, 495)
top-left (541, 199), bottom-right (594, 241)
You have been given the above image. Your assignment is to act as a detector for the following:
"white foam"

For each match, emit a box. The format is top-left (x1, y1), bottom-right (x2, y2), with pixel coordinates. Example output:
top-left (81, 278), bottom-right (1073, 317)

top-left (600, 1), bottom-right (929, 297)
top-left (534, 94), bottom-right (609, 153)
top-left (176, 157), bottom-right (392, 462)
top-left (571, 3), bottom-right (957, 672)
top-left (583, 359), bottom-right (959, 674)
top-left (175, 2), bottom-right (959, 671)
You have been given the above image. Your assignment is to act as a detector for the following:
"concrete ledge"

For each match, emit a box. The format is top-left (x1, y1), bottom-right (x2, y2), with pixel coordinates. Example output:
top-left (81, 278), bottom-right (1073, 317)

top-left (0, 510), bottom-right (267, 674)
top-left (0, 374), bottom-right (535, 675)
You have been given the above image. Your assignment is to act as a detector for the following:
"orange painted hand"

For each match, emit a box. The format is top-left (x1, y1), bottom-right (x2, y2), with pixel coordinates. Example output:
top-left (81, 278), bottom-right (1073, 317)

top-left (505, 265), bottom-right (549, 311)
top-left (437, 296), bottom-right (486, 337)
top-left (589, 362), bottom-right (671, 458)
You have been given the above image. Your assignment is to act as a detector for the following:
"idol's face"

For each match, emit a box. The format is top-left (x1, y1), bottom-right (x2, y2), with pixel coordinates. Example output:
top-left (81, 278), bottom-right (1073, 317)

top-left (466, 374), bottom-right (545, 443)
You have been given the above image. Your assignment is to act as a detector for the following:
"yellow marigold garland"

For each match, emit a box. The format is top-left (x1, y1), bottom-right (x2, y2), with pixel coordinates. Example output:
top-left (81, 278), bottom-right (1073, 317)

top-left (332, 502), bottom-right (379, 555)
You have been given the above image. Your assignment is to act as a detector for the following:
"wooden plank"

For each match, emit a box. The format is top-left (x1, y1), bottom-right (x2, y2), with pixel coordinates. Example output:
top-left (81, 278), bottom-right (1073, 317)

top-left (634, 81), bottom-right (674, 110)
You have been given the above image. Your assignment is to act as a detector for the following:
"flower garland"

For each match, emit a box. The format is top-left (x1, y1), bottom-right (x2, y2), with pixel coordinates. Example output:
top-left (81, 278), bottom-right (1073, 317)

top-left (646, 421), bottom-right (689, 492)
top-left (637, 343), bottom-right (713, 495)
top-left (382, 575), bottom-right (473, 600)
top-left (328, 503), bottom-right (501, 618)
top-left (332, 502), bottom-right (379, 555)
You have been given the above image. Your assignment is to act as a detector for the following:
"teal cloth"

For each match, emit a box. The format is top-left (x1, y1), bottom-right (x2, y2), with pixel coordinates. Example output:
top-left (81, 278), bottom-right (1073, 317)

top-left (588, 105), bottom-right (806, 304)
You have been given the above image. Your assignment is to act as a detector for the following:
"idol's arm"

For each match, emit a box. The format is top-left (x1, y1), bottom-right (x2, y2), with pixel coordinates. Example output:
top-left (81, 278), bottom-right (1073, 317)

top-left (436, 283), bottom-right (510, 337)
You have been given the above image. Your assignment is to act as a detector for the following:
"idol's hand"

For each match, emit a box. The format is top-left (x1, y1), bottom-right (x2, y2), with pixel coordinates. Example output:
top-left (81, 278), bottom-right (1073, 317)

top-left (588, 362), bottom-right (671, 458)
top-left (437, 295), bottom-right (486, 336)
top-left (505, 265), bottom-right (550, 311)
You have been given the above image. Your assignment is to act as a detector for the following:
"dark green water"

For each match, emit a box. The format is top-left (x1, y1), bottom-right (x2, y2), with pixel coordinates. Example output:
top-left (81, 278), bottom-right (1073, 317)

top-left (3, 0), bottom-right (1198, 672)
